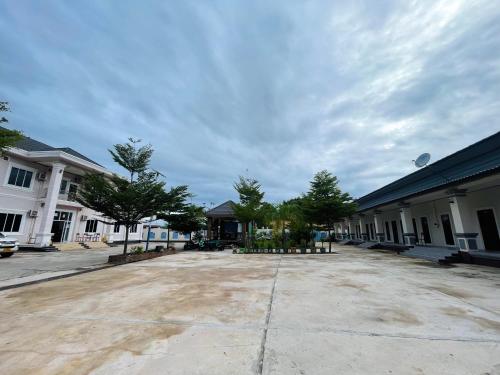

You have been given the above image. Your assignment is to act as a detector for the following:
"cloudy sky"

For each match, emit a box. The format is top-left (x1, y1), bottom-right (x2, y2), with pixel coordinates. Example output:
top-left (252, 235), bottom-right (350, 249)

top-left (1, 1), bottom-right (499, 206)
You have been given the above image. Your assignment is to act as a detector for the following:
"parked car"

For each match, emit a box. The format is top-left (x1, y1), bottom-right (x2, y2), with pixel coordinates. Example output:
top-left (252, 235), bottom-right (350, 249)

top-left (0, 232), bottom-right (19, 258)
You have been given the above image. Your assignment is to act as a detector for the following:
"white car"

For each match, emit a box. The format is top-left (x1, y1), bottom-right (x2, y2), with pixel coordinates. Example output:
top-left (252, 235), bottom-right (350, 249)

top-left (0, 233), bottom-right (19, 258)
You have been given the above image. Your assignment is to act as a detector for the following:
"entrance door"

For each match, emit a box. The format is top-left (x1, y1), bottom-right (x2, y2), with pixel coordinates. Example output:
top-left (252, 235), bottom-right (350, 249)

top-left (391, 221), bottom-right (399, 244)
top-left (51, 221), bottom-right (65, 242)
top-left (420, 217), bottom-right (431, 244)
top-left (477, 209), bottom-right (500, 251)
top-left (440, 214), bottom-right (455, 246)
top-left (51, 210), bottom-right (74, 243)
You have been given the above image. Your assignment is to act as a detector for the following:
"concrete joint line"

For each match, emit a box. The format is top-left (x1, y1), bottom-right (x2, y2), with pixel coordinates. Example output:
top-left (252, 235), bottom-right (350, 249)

top-left (257, 255), bottom-right (282, 375)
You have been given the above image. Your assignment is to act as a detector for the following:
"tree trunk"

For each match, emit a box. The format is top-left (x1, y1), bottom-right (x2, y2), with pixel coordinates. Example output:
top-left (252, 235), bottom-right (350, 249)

top-left (123, 225), bottom-right (130, 255)
top-left (167, 225), bottom-right (170, 249)
top-left (282, 222), bottom-right (285, 250)
top-left (242, 222), bottom-right (247, 248)
top-left (328, 228), bottom-right (332, 252)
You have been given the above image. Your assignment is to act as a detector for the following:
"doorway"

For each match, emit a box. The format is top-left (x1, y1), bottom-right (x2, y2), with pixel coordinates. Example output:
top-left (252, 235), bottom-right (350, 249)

top-left (440, 214), bottom-right (455, 246)
top-left (477, 209), bottom-right (500, 251)
top-left (420, 217), bottom-right (432, 244)
top-left (391, 221), bottom-right (399, 244)
top-left (50, 211), bottom-right (73, 243)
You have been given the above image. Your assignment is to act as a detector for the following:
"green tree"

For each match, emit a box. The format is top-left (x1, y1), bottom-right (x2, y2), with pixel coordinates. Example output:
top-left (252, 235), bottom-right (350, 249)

top-left (160, 203), bottom-right (205, 247)
top-left (232, 176), bottom-right (265, 248)
top-left (0, 102), bottom-right (23, 154)
top-left (77, 139), bottom-right (180, 255)
top-left (303, 170), bottom-right (357, 251)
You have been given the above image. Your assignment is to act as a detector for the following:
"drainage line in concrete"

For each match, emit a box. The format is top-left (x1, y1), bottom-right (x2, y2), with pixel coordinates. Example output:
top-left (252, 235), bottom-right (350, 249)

top-left (257, 255), bottom-right (282, 375)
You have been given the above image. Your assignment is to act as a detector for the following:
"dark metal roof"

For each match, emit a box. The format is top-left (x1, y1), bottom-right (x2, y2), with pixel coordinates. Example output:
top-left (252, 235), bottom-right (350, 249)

top-left (205, 200), bottom-right (236, 218)
top-left (54, 147), bottom-right (102, 167)
top-left (357, 131), bottom-right (500, 212)
top-left (0, 126), bottom-right (102, 167)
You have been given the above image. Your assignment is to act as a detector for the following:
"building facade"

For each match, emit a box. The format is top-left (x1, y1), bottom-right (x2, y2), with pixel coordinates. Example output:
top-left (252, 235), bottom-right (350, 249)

top-left (0, 128), bottom-right (143, 247)
top-left (338, 131), bottom-right (500, 254)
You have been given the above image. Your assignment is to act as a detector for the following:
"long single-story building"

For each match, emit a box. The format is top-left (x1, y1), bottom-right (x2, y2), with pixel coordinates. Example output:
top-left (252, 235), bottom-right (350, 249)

top-left (337, 131), bottom-right (500, 262)
top-left (0, 127), bottom-right (143, 248)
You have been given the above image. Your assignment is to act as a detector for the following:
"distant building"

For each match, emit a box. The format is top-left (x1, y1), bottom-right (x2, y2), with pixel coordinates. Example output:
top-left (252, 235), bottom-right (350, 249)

top-left (205, 200), bottom-right (242, 242)
top-left (0, 127), bottom-right (143, 247)
top-left (338, 131), bottom-right (500, 254)
top-left (142, 225), bottom-right (192, 242)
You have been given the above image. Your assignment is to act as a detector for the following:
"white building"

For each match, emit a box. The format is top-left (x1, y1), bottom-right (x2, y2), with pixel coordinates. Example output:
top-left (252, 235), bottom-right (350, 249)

top-left (0, 128), bottom-right (143, 248)
top-left (338, 131), bottom-right (500, 264)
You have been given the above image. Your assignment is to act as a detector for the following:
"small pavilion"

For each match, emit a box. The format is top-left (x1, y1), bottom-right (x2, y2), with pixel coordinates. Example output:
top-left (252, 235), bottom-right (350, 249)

top-left (205, 201), bottom-right (241, 242)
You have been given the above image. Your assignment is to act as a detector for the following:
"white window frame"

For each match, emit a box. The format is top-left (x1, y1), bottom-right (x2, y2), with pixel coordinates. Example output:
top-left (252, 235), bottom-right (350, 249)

top-left (3, 162), bottom-right (36, 192)
top-left (130, 223), bottom-right (138, 233)
top-left (0, 209), bottom-right (26, 234)
top-left (113, 223), bottom-right (120, 233)
top-left (85, 219), bottom-right (98, 233)
top-left (59, 179), bottom-right (69, 194)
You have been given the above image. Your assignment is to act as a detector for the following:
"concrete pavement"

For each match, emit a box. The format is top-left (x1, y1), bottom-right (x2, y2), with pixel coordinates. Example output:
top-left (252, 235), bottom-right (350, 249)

top-left (0, 246), bottom-right (499, 374)
top-left (0, 248), bottom-right (122, 289)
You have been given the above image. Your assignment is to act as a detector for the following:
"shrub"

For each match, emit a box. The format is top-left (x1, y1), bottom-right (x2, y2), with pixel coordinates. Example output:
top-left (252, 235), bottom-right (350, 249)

top-left (130, 246), bottom-right (144, 254)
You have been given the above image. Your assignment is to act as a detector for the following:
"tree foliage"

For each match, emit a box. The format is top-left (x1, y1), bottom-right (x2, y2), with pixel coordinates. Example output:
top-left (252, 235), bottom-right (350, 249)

top-left (165, 204), bottom-right (206, 233)
top-left (232, 176), bottom-right (265, 248)
top-left (303, 170), bottom-right (357, 249)
top-left (0, 102), bottom-right (23, 154)
top-left (77, 139), bottom-right (188, 254)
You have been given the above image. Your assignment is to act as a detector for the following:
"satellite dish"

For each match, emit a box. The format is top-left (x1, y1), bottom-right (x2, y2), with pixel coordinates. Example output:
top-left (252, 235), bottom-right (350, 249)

top-left (414, 153), bottom-right (431, 168)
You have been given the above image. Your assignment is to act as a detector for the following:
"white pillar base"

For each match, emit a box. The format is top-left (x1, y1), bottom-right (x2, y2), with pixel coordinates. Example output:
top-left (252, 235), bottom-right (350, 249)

top-left (35, 233), bottom-right (53, 248)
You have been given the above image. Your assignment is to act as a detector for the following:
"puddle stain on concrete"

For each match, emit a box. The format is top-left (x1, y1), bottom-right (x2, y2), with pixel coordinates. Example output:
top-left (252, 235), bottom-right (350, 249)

top-left (0, 320), bottom-right (183, 375)
top-left (441, 307), bottom-right (500, 332)
top-left (372, 308), bottom-right (422, 326)
top-left (428, 286), bottom-right (479, 299)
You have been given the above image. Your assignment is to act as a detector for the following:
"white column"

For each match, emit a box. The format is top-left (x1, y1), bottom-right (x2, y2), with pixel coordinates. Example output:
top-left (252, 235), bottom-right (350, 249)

top-left (448, 191), bottom-right (478, 252)
top-left (399, 205), bottom-right (416, 245)
top-left (373, 212), bottom-right (385, 242)
top-left (358, 215), bottom-right (367, 240)
top-left (105, 222), bottom-right (114, 243)
top-left (35, 162), bottom-right (66, 247)
top-left (348, 220), bottom-right (355, 239)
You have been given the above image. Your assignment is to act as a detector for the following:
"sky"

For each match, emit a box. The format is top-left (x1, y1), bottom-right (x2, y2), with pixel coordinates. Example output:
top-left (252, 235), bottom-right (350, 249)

top-left (1, 1), bottom-right (499, 207)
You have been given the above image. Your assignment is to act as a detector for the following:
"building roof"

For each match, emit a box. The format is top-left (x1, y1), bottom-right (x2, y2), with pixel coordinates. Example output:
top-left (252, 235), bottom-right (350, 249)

top-left (1, 126), bottom-right (102, 166)
top-left (205, 200), bottom-right (236, 218)
top-left (357, 131), bottom-right (500, 212)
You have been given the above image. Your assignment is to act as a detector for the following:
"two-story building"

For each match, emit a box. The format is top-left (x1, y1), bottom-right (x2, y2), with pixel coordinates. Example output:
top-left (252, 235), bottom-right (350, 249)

top-left (0, 127), bottom-right (143, 248)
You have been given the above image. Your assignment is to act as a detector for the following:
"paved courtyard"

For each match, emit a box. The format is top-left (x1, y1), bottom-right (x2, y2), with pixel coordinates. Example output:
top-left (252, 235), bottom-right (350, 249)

top-left (0, 248), bottom-right (123, 288)
top-left (0, 245), bottom-right (499, 374)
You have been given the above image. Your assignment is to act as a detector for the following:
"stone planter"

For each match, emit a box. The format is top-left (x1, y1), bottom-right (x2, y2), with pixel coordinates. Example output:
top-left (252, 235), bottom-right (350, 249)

top-left (108, 248), bottom-right (176, 264)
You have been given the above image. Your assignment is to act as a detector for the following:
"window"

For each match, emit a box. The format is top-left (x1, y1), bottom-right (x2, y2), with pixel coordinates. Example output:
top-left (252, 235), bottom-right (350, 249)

top-left (59, 180), bottom-right (68, 194)
top-left (85, 219), bottom-right (98, 233)
top-left (7, 167), bottom-right (33, 188)
top-left (0, 212), bottom-right (23, 233)
top-left (173, 231), bottom-right (179, 240)
top-left (113, 223), bottom-right (120, 233)
top-left (130, 224), bottom-right (138, 233)
top-left (161, 232), bottom-right (167, 240)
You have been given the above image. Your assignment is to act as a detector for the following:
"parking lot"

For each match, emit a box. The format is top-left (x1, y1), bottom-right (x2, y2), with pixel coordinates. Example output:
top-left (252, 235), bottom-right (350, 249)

top-left (0, 245), bottom-right (499, 374)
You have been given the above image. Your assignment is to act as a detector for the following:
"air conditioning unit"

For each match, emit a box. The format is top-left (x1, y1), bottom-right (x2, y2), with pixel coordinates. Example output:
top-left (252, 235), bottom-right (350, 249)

top-left (81, 215), bottom-right (88, 221)
top-left (36, 172), bottom-right (47, 181)
top-left (28, 210), bottom-right (38, 217)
